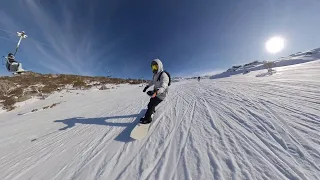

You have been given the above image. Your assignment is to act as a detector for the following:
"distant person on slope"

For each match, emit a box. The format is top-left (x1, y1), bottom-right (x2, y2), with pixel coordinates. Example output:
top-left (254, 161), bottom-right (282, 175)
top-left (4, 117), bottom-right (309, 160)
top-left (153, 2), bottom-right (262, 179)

top-left (141, 59), bottom-right (170, 124)
top-left (198, 76), bottom-right (201, 82)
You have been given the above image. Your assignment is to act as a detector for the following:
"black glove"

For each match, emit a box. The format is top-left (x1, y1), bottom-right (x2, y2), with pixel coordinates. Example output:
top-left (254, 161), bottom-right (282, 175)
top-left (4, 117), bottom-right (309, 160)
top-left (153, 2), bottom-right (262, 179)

top-left (146, 90), bottom-right (154, 96)
top-left (143, 86), bottom-right (149, 92)
top-left (147, 89), bottom-right (158, 96)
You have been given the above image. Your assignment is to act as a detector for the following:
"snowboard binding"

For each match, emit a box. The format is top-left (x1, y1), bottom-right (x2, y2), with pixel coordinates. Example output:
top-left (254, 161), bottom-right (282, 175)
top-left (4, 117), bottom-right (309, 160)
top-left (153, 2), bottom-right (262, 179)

top-left (140, 118), bottom-right (152, 124)
top-left (139, 113), bottom-right (155, 124)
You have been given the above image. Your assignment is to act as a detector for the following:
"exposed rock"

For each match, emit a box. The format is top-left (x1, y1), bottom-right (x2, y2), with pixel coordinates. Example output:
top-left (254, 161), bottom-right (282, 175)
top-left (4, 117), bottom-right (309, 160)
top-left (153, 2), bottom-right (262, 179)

top-left (99, 84), bottom-right (109, 90)
top-left (17, 95), bottom-right (32, 102)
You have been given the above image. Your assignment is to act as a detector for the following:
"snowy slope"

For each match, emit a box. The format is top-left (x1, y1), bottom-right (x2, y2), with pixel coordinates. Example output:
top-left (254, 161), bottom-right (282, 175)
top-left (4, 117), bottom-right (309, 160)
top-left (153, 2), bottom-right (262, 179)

top-left (210, 47), bottom-right (320, 79)
top-left (0, 60), bottom-right (320, 180)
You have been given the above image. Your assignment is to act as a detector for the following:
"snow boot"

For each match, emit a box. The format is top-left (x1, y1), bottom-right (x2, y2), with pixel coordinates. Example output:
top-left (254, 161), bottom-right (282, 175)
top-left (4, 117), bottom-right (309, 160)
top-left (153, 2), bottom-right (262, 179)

top-left (140, 117), bottom-right (152, 124)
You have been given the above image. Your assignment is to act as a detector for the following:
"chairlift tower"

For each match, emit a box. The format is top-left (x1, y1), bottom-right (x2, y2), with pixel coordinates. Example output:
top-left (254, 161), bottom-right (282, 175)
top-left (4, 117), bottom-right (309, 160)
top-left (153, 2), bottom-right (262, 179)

top-left (14, 31), bottom-right (28, 55)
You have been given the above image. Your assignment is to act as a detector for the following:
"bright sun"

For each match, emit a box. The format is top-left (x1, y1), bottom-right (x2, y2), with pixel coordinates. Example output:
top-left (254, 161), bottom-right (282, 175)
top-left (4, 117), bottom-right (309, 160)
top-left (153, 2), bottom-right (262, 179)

top-left (265, 36), bottom-right (285, 54)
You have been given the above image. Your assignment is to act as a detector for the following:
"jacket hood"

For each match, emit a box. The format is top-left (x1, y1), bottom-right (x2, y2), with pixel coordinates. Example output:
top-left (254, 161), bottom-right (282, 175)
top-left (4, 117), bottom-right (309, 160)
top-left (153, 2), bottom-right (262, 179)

top-left (152, 59), bottom-right (164, 74)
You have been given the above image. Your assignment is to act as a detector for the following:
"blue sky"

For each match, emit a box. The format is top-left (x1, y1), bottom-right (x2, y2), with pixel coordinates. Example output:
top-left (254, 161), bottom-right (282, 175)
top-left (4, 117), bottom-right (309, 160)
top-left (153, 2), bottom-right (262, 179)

top-left (0, 0), bottom-right (320, 78)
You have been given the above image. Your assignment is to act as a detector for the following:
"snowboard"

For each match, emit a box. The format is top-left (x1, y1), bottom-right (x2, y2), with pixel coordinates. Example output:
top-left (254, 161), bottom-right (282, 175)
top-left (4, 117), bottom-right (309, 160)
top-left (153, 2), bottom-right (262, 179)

top-left (130, 123), bottom-right (151, 140)
top-left (130, 114), bottom-right (154, 140)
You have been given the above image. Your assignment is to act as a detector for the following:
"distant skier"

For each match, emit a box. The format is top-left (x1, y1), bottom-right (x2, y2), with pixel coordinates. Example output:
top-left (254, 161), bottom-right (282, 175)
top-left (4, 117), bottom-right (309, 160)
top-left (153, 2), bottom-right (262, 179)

top-left (141, 59), bottom-right (170, 124)
top-left (198, 76), bottom-right (200, 82)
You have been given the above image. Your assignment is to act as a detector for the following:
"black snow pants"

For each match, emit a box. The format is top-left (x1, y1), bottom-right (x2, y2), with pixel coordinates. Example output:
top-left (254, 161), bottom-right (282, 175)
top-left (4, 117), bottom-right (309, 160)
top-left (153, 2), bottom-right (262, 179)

top-left (144, 96), bottom-right (162, 120)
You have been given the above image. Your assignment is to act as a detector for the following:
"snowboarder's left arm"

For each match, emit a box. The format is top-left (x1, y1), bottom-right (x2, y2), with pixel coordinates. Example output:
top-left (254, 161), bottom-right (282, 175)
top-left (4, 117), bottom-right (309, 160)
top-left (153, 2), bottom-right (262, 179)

top-left (156, 72), bottom-right (169, 94)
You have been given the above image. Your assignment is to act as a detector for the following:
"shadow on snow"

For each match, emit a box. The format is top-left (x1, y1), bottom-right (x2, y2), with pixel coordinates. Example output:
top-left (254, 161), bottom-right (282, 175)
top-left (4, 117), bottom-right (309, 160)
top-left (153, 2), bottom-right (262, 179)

top-left (53, 109), bottom-right (147, 142)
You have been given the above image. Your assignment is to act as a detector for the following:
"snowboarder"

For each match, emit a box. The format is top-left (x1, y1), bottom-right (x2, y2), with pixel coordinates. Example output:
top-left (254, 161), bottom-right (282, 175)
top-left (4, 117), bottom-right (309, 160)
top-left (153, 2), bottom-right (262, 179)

top-left (141, 59), bottom-right (170, 124)
top-left (198, 76), bottom-right (201, 82)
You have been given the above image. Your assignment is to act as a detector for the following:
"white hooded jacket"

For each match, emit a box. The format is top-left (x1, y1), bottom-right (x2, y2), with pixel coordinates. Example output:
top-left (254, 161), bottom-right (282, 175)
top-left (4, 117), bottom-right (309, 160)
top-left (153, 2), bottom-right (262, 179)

top-left (147, 59), bottom-right (169, 100)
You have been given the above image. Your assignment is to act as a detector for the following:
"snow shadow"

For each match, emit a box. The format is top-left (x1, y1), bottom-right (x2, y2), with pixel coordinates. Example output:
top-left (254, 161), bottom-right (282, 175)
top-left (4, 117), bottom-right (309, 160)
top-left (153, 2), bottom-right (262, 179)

top-left (54, 109), bottom-right (147, 142)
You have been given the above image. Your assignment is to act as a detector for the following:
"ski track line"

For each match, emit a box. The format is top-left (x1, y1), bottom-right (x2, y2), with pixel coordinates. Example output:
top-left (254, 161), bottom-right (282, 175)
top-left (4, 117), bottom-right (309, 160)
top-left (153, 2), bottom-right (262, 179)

top-left (75, 86), bottom-right (183, 180)
top-left (208, 98), bottom-right (296, 179)
top-left (224, 83), bottom-right (317, 180)
top-left (1, 84), bottom-right (161, 179)
top-left (169, 86), bottom-right (207, 180)
top-left (197, 85), bottom-right (227, 179)
top-left (68, 97), bottom-right (147, 180)
top-left (111, 85), bottom-right (186, 179)
top-left (3, 128), bottom-right (78, 180)
top-left (202, 96), bottom-right (241, 180)
top-left (238, 83), bottom-right (318, 179)
top-left (1, 63), bottom-right (320, 180)
top-left (241, 101), bottom-right (310, 179)
top-left (201, 81), bottom-right (316, 180)
top-left (112, 95), bottom-right (181, 180)
top-left (260, 102), bottom-right (320, 172)
top-left (239, 83), bottom-right (320, 175)
top-left (193, 82), bottom-right (244, 179)
top-left (148, 100), bottom-right (197, 180)
top-left (187, 85), bottom-right (226, 180)
top-left (144, 96), bottom-right (195, 179)
top-left (2, 90), bottom-right (146, 180)
top-left (56, 97), bottom-right (146, 180)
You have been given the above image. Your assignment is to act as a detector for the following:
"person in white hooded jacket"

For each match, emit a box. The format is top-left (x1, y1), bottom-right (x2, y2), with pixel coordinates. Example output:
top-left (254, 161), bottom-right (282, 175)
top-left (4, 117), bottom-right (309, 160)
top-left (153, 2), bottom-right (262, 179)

top-left (140, 59), bottom-right (170, 124)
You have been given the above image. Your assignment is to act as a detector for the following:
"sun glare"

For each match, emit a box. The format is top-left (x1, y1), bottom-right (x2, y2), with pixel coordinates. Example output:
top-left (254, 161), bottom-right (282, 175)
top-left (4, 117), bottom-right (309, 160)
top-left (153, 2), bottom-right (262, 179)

top-left (265, 36), bottom-right (285, 54)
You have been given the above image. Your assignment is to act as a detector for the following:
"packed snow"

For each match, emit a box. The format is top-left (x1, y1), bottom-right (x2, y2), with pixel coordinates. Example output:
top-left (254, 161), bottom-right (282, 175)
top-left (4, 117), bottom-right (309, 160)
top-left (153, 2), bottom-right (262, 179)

top-left (0, 59), bottom-right (319, 180)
